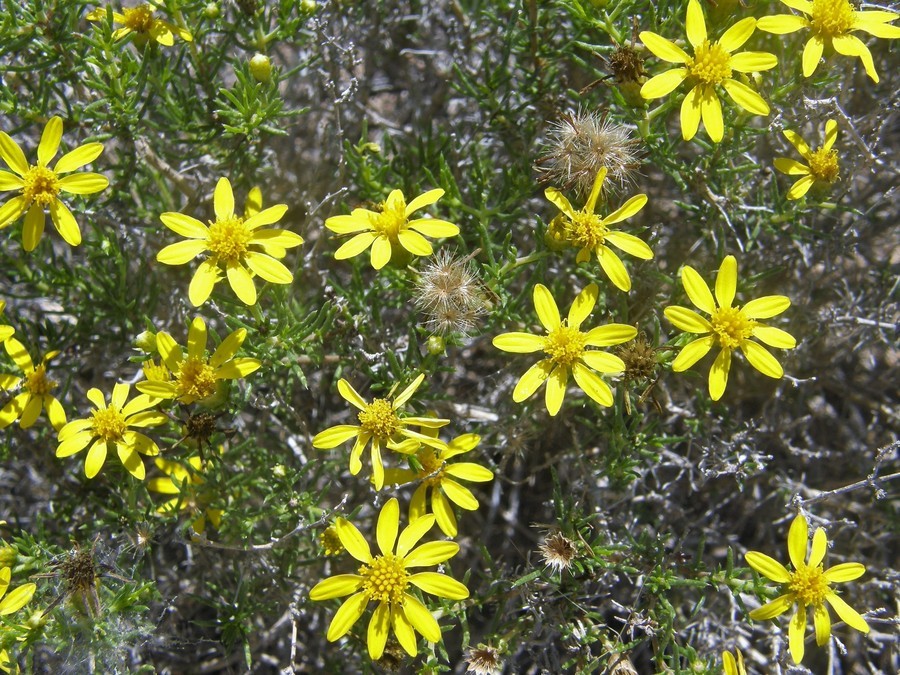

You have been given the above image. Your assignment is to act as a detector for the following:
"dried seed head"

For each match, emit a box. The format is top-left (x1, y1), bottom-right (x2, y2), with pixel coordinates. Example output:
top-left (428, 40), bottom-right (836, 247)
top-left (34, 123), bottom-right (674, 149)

top-left (616, 332), bottom-right (659, 383)
top-left (538, 531), bottom-right (578, 573)
top-left (607, 43), bottom-right (646, 85)
top-left (184, 412), bottom-right (218, 447)
top-left (59, 543), bottom-right (102, 617)
top-left (413, 251), bottom-right (488, 336)
top-left (536, 111), bottom-right (641, 198)
top-left (465, 643), bottom-right (504, 675)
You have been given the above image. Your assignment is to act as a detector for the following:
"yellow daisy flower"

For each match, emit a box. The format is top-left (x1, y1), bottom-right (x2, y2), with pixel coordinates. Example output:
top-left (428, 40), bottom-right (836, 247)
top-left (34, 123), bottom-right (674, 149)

top-left (384, 430), bottom-right (493, 537)
top-left (56, 383), bottom-right (167, 480)
top-left (309, 498), bottom-right (469, 660)
top-left (664, 255), bottom-right (796, 401)
top-left (493, 283), bottom-right (636, 416)
top-left (86, 3), bottom-right (193, 47)
top-left (311, 374), bottom-right (449, 491)
top-left (757, 0), bottom-right (900, 83)
top-left (544, 167), bottom-right (653, 292)
top-left (722, 648), bottom-right (746, 675)
top-left (136, 317), bottom-right (261, 404)
top-left (0, 300), bottom-right (13, 344)
top-left (157, 177), bottom-right (303, 306)
top-left (0, 338), bottom-right (66, 431)
top-left (325, 188), bottom-right (459, 270)
top-left (148, 455), bottom-right (223, 534)
top-left (746, 514), bottom-right (869, 664)
top-left (0, 116), bottom-right (108, 251)
top-left (639, 0), bottom-right (778, 142)
top-left (774, 119), bottom-right (840, 200)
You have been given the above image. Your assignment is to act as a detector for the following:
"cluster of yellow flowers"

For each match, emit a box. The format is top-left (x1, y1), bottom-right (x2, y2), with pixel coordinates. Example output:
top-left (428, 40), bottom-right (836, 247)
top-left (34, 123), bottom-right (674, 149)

top-left (0, 0), bottom-right (889, 667)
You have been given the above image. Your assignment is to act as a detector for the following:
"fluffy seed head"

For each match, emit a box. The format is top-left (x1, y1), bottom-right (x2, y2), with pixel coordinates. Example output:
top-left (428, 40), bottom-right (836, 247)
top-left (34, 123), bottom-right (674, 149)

top-left (538, 531), bottom-right (578, 573)
top-left (465, 643), bottom-right (504, 674)
top-left (536, 111), bottom-right (641, 197)
top-left (414, 250), bottom-right (488, 336)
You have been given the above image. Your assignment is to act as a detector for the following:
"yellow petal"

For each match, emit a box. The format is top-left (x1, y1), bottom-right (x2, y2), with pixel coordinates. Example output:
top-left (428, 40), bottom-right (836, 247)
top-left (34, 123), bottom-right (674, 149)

top-left (244, 252), bottom-right (293, 284)
top-left (580, 351), bottom-right (625, 374)
top-left (740, 340), bottom-right (784, 379)
top-left (757, 14), bottom-right (808, 35)
top-left (58, 172), bottom-right (108, 195)
top-left (708, 348), bottom-right (731, 400)
top-left (312, 425), bottom-right (359, 449)
top-left (0, 132), bottom-right (28, 176)
top-left (802, 35), bottom-right (824, 77)
top-left (680, 85), bottom-right (703, 141)
top-left (832, 34), bottom-right (878, 82)
top-left (49, 199), bottom-right (81, 247)
top-left (401, 594), bottom-right (441, 642)
top-left (370, 235), bottom-right (392, 269)
top-left (746, 551), bottom-right (792, 583)
top-left (598, 246), bottom-right (631, 292)
top-left (0, 170), bottom-right (23, 191)
top-left (23, 203), bottom-right (45, 251)
top-left (789, 608), bottom-right (807, 663)
top-left (336, 517), bottom-right (372, 563)
top-left (397, 229), bottom-right (433, 256)
top-left (160, 212), bottom-right (209, 239)
top-left (213, 177), bottom-right (234, 220)
top-left (715, 255), bottom-right (737, 308)
top-left (749, 593), bottom-right (794, 620)
top-left (367, 602), bottom-right (390, 660)
top-left (405, 188), bottom-right (443, 217)
top-left (729, 51), bottom-right (778, 73)
top-left (376, 498), bottom-right (400, 556)
top-left (787, 175), bottom-right (816, 200)
top-left (751, 325), bottom-right (796, 349)
top-left (544, 366), bottom-right (567, 416)
top-left (824, 592), bottom-right (869, 633)
top-left (602, 193), bottom-right (647, 226)
top-left (325, 592), bottom-right (368, 641)
top-left (639, 31), bottom-right (690, 64)
top-left (441, 478), bottom-right (478, 510)
top-left (244, 204), bottom-right (288, 229)
top-left (188, 260), bottom-right (220, 307)
top-left (604, 231), bottom-right (653, 260)
top-left (393, 373), bottom-right (425, 409)
top-left (718, 17), bottom-right (758, 52)
top-left (774, 158), bottom-right (811, 176)
top-left (0, 195), bottom-right (27, 229)
top-left (640, 68), bottom-right (688, 99)
top-left (408, 572), bottom-right (469, 600)
top-left (397, 514), bottom-right (435, 557)
top-left (38, 116), bottom-right (63, 166)
top-left (823, 120), bottom-right (838, 152)
top-left (584, 323), bottom-right (638, 347)
top-left (84, 439), bottom-right (108, 478)
top-left (788, 514), bottom-right (808, 569)
top-left (571, 362), bottom-right (614, 407)
top-left (391, 604), bottom-right (418, 657)
top-left (813, 601), bottom-right (831, 646)
top-left (533, 284), bottom-right (560, 331)
top-left (226, 262), bottom-right (257, 305)
top-left (407, 218), bottom-right (459, 238)
top-left (157, 239), bottom-right (208, 265)
top-left (309, 574), bottom-right (363, 601)
top-left (0, 582), bottom-right (35, 615)
top-left (493, 332), bottom-right (545, 353)
top-left (824, 562), bottom-right (866, 583)
top-left (544, 187), bottom-right (575, 217)
top-left (700, 87), bottom-right (724, 143)
top-left (680, 264), bottom-right (716, 314)
top-left (404, 541), bottom-right (460, 567)
top-left (685, 0), bottom-right (707, 49)
top-left (512, 360), bottom-right (553, 402)
top-left (55, 143), bottom-right (104, 174)
top-left (721, 79), bottom-right (769, 116)
top-left (665, 306), bottom-right (713, 333)
top-left (567, 283), bottom-right (598, 329)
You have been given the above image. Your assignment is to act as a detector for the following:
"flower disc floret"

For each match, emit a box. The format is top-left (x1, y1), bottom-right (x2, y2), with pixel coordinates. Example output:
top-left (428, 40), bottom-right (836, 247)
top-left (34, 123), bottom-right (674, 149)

top-left (359, 553), bottom-right (408, 604)
top-left (639, 0), bottom-right (778, 142)
top-left (358, 399), bottom-right (401, 439)
top-left (745, 514), bottom-right (869, 664)
top-left (710, 306), bottom-right (754, 349)
top-left (0, 116), bottom-right (108, 251)
top-left (493, 283), bottom-right (636, 416)
top-left (757, 0), bottom-right (900, 82)
top-left (91, 406), bottom-right (128, 442)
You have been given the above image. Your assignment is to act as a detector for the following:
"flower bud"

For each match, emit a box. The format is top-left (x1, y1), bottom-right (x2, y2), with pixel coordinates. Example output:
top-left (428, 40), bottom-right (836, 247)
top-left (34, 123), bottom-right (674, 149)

top-left (249, 53), bottom-right (272, 83)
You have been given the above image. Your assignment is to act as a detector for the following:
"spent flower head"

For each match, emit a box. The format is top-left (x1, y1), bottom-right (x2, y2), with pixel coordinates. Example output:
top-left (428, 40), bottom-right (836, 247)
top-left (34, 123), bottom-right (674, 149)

top-left (639, 0), bottom-right (778, 142)
top-left (157, 177), bottom-right (303, 306)
top-left (56, 383), bottom-right (167, 480)
top-left (312, 374), bottom-right (449, 490)
top-left (757, 0), bottom-right (900, 82)
top-left (465, 643), bottom-right (504, 675)
top-left (664, 255), bottom-right (796, 401)
top-left (493, 283), bottom-right (636, 416)
top-left (0, 338), bottom-right (66, 431)
top-left (86, 3), bottom-right (193, 47)
top-left (538, 531), bottom-right (578, 574)
top-left (0, 116), bottom-right (108, 251)
top-left (325, 188), bottom-right (459, 270)
top-left (545, 168), bottom-right (653, 291)
top-left (746, 514), bottom-right (869, 664)
top-left (384, 430), bottom-right (493, 537)
top-left (774, 119), bottom-right (840, 200)
top-left (136, 317), bottom-right (261, 404)
top-left (413, 250), bottom-right (488, 336)
top-left (308, 498), bottom-right (469, 660)
top-left (536, 111), bottom-right (641, 196)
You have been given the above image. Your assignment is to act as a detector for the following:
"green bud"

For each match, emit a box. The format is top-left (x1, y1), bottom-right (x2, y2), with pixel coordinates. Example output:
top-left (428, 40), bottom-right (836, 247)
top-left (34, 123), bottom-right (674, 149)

top-left (203, 2), bottom-right (220, 19)
top-left (249, 53), bottom-right (272, 83)
top-left (134, 330), bottom-right (157, 353)
top-left (426, 335), bottom-right (445, 356)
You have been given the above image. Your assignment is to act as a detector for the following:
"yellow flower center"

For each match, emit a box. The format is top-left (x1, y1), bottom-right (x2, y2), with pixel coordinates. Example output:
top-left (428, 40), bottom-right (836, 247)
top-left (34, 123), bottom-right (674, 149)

top-left (359, 553), bottom-right (408, 604)
top-left (689, 41), bottom-right (733, 85)
top-left (142, 359), bottom-right (170, 382)
top-left (807, 148), bottom-right (839, 183)
top-left (710, 306), bottom-right (754, 350)
top-left (24, 364), bottom-right (56, 396)
top-left (416, 448), bottom-right (445, 485)
top-left (358, 399), bottom-right (401, 440)
top-left (789, 563), bottom-right (830, 607)
top-left (122, 5), bottom-right (156, 33)
top-left (22, 165), bottom-right (61, 207)
top-left (319, 527), bottom-right (344, 556)
top-left (810, 0), bottom-right (856, 37)
top-left (207, 216), bottom-right (253, 264)
top-left (370, 199), bottom-right (407, 240)
top-left (176, 358), bottom-right (218, 400)
top-left (90, 406), bottom-right (128, 443)
top-left (567, 212), bottom-right (608, 250)
top-left (543, 324), bottom-right (587, 367)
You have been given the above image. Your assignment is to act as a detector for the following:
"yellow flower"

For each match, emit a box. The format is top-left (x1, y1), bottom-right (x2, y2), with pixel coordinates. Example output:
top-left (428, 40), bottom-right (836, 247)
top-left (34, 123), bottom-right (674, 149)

top-left (722, 648), bottom-right (746, 675)
top-left (774, 119), bottom-right (840, 200)
top-left (136, 317), bottom-right (261, 404)
top-left (148, 455), bottom-right (223, 534)
top-left (0, 338), bottom-right (66, 431)
top-left (319, 525), bottom-right (345, 556)
top-left (493, 283), bottom-right (636, 416)
top-left (157, 177), bottom-right (303, 306)
top-left (0, 116), bottom-right (108, 251)
top-left (0, 566), bottom-right (36, 616)
top-left (325, 188), bottom-right (459, 270)
top-left (544, 168), bottom-right (653, 292)
top-left (757, 0), bottom-right (900, 82)
top-left (384, 430), bottom-right (493, 537)
top-left (664, 255), bottom-right (796, 401)
top-left (56, 383), bottom-right (167, 480)
top-left (86, 3), bottom-right (193, 46)
top-left (0, 300), bottom-right (13, 344)
top-left (639, 0), bottom-right (777, 142)
top-left (311, 374), bottom-right (449, 491)
top-left (309, 498), bottom-right (469, 660)
top-left (746, 514), bottom-right (869, 664)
